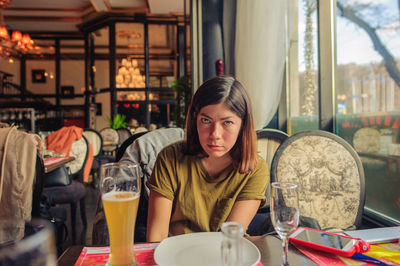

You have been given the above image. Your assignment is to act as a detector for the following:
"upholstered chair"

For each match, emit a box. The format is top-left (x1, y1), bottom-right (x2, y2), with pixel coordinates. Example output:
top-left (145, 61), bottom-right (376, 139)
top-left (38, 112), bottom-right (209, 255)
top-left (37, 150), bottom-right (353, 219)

top-left (256, 129), bottom-right (289, 210)
top-left (117, 128), bottom-right (132, 147)
top-left (83, 128), bottom-right (104, 187)
top-left (99, 127), bottom-right (119, 156)
top-left (247, 129), bottom-right (289, 235)
top-left (270, 130), bottom-right (365, 231)
top-left (43, 136), bottom-right (89, 244)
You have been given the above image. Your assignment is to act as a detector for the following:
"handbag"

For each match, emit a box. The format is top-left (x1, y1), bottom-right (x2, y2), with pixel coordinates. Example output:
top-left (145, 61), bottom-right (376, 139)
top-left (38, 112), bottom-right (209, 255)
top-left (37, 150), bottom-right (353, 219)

top-left (43, 166), bottom-right (72, 187)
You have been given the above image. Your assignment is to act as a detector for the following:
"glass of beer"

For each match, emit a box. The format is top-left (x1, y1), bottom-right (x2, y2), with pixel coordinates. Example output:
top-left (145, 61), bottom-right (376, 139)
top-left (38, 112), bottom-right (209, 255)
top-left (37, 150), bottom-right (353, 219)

top-left (101, 162), bottom-right (141, 266)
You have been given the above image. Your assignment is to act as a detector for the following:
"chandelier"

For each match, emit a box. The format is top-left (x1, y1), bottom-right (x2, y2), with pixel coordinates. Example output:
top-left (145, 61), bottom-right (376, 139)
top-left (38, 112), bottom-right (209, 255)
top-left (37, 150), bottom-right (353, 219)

top-left (0, 0), bottom-right (36, 59)
top-left (115, 31), bottom-right (145, 89)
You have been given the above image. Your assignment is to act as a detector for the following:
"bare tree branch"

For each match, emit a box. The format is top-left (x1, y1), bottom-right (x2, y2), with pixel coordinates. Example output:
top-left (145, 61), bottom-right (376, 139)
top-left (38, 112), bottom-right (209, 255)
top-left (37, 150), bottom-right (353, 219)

top-left (337, 2), bottom-right (400, 87)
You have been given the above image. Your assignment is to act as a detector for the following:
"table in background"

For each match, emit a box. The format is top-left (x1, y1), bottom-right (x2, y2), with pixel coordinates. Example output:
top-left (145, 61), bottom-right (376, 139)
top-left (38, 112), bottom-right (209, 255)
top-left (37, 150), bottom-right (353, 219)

top-left (43, 156), bottom-right (75, 173)
top-left (57, 235), bottom-right (315, 266)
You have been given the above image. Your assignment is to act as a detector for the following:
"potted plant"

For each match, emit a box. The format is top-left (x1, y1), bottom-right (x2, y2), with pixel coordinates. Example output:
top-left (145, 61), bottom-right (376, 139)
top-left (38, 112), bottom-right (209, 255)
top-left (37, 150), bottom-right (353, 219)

top-left (171, 76), bottom-right (191, 128)
top-left (107, 113), bottom-right (127, 130)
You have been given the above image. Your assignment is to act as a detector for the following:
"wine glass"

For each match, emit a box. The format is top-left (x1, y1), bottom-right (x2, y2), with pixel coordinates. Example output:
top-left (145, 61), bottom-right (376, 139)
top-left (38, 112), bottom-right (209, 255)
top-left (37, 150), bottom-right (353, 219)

top-left (270, 182), bottom-right (300, 266)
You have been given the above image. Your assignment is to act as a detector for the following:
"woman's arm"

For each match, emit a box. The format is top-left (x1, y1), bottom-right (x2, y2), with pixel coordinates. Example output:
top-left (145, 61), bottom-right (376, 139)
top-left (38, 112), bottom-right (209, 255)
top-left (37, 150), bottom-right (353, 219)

top-left (146, 190), bottom-right (173, 242)
top-left (226, 199), bottom-right (261, 232)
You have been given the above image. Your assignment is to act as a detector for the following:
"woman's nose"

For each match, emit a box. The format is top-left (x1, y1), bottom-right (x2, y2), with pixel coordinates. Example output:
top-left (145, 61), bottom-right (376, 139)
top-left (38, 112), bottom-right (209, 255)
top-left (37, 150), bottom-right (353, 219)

top-left (210, 123), bottom-right (222, 138)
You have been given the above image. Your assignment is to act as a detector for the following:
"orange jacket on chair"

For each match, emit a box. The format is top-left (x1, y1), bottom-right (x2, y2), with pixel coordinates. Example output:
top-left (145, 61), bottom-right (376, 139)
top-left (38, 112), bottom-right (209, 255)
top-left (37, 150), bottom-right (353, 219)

top-left (46, 126), bottom-right (83, 156)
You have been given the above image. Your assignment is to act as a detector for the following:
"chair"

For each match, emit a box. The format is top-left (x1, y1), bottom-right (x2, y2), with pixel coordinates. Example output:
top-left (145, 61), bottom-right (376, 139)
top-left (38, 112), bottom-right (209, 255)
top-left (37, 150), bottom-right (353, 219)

top-left (83, 129), bottom-right (103, 158)
top-left (99, 127), bottom-right (119, 156)
top-left (33, 153), bottom-right (68, 255)
top-left (352, 127), bottom-right (387, 167)
top-left (32, 153), bottom-right (45, 218)
top-left (247, 129), bottom-right (289, 235)
top-left (257, 129), bottom-right (289, 165)
top-left (117, 128), bottom-right (132, 147)
top-left (42, 135), bottom-right (89, 244)
top-left (270, 130), bottom-right (366, 231)
top-left (256, 129), bottom-right (289, 209)
top-left (0, 126), bottom-right (41, 242)
top-left (92, 127), bottom-right (185, 245)
top-left (83, 128), bottom-right (105, 187)
top-left (115, 131), bottom-right (148, 162)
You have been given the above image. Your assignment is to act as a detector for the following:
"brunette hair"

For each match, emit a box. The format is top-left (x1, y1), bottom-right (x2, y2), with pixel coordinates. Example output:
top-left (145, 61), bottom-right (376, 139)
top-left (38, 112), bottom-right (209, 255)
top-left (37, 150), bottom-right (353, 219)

top-left (184, 76), bottom-right (258, 173)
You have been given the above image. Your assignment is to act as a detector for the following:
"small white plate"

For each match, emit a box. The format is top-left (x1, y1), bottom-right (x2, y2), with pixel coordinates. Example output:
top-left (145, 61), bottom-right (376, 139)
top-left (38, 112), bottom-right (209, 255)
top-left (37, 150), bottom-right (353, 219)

top-left (154, 232), bottom-right (260, 266)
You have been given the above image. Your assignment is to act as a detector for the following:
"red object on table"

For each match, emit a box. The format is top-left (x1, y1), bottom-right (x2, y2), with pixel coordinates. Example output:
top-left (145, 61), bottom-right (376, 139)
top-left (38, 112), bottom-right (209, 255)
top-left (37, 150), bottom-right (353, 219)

top-left (289, 227), bottom-right (369, 258)
top-left (74, 243), bottom-right (159, 266)
top-left (74, 243), bottom-right (264, 266)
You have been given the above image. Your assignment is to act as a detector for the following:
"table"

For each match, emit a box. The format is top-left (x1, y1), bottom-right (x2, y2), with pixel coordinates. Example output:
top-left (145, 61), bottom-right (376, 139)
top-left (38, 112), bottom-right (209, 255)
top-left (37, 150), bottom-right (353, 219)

top-left (58, 245), bottom-right (84, 266)
top-left (44, 156), bottom-right (75, 173)
top-left (57, 235), bottom-right (316, 265)
top-left (250, 235), bottom-right (316, 265)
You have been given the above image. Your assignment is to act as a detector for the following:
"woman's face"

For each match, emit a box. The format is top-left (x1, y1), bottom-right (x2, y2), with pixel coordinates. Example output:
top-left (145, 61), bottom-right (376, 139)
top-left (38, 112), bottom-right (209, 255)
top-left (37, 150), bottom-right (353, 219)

top-left (196, 102), bottom-right (242, 159)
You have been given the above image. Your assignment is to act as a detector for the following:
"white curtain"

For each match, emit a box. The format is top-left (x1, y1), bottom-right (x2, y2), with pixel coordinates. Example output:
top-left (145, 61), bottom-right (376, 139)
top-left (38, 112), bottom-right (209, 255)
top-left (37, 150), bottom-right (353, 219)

top-left (235, 0), bottom-right (294, 129)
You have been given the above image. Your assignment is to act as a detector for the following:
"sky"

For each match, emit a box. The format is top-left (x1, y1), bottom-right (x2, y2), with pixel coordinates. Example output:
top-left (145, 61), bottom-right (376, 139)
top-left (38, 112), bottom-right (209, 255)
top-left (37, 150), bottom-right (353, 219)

top-left (298, 0), bottom-right (400, 70)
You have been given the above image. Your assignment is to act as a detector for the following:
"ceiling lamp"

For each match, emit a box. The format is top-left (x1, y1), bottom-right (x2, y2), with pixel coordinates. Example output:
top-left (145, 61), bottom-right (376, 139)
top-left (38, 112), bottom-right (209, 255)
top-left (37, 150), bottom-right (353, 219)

top-left (116, 31), bottom-right (145, 89)
top-left (0, 0), bottom-right (11, 9)
top-left (0, 0), bottom-right (36, 59)
top-left (116, 58), bottom-right (146, 89)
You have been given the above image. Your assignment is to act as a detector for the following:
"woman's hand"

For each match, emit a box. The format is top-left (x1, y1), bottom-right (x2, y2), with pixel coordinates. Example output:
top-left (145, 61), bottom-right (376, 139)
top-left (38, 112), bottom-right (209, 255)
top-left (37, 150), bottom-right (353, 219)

top-left (146, 190), bottom-right (173, 242)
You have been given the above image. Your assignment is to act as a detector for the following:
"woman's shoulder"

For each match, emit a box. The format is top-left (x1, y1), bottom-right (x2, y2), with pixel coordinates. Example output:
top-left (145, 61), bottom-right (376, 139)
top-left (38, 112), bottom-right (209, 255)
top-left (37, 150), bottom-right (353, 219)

top-left (252, 155), bottom-right (269, 173)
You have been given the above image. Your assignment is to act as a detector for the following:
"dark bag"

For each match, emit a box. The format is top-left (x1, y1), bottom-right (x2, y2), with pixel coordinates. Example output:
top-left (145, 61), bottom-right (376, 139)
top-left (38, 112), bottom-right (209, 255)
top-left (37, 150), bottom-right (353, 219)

top-left (43, 166), bottom-right (71, 187)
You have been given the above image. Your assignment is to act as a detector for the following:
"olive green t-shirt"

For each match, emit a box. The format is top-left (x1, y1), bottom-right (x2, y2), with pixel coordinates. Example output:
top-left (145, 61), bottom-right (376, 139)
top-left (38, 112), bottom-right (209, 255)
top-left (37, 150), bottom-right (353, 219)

top-left (146, 141), bottom-right (269, 236)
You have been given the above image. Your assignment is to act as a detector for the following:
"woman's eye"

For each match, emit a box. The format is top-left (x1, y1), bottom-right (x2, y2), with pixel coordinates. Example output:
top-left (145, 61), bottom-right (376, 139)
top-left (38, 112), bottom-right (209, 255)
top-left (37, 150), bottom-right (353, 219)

top-left (200, 117), bottom-right (210, 124)
top-left (224, 121), bottom-right (233, 126)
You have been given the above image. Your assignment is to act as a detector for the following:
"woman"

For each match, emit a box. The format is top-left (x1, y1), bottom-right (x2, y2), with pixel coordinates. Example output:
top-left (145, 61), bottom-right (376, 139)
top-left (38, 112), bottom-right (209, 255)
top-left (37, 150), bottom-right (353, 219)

top-left (146, 76), bottom-right (269, 242)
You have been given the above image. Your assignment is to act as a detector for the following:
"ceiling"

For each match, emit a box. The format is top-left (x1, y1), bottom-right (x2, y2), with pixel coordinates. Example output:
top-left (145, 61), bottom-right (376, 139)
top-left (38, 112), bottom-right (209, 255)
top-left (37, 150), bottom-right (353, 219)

top-left (1, 0), bottom-right (185, 34)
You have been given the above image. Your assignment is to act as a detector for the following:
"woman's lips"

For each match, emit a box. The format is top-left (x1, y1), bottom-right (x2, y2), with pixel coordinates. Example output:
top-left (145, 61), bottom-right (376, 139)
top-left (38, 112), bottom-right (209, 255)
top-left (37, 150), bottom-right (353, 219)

top-left (207, 144), bottom-right (222, 150)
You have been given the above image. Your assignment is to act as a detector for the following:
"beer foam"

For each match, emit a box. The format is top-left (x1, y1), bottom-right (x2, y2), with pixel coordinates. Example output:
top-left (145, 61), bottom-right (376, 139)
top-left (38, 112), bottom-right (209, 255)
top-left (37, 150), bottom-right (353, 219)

top-left (102, 191), bottom-right (139, 201)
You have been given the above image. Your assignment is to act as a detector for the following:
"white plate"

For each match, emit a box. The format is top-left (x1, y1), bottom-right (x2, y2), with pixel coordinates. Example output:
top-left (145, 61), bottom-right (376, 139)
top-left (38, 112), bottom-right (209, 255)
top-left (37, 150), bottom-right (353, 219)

top-left (154, 232), bottom-right (260, 266)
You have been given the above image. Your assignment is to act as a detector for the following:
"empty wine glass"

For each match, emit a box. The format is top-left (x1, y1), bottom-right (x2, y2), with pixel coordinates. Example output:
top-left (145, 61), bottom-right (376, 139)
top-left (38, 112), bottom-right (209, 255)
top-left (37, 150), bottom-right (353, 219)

top-left (270, 182), bottom-right (299, 266)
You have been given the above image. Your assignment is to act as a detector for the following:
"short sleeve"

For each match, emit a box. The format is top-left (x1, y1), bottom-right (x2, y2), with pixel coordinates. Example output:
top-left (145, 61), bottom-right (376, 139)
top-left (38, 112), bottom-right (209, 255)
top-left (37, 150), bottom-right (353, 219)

top-left (146, 145), bottom-right (177, 201)
top-left (237, 157), bottom-right (269, 206)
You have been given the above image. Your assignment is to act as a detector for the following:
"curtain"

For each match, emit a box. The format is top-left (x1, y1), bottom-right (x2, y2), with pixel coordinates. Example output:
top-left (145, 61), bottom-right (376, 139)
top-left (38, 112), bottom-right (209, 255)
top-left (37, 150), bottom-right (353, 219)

top-left (222, 0), bottom-right (237, 76)
top-left (202, 0), bottom-right (224, 80)
top-left (234, 0), bottom-right (294, 129)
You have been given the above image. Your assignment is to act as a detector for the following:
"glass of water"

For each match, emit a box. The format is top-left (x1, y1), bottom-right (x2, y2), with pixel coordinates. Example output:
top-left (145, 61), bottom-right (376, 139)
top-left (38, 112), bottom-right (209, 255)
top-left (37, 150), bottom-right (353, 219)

top-left (0, 218), bottom-right (57, 266)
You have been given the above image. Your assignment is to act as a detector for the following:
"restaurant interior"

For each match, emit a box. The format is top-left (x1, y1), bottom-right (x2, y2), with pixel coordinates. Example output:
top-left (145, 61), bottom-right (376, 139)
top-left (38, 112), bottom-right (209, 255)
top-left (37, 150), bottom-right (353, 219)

top-left (0, 0), bottom-right (399, 265)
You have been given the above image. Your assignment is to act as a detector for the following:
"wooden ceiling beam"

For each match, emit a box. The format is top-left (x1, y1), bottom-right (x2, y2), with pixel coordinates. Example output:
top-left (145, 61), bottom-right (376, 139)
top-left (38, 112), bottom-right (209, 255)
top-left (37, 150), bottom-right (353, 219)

top-left (4, 16), bottom-right (83, 22)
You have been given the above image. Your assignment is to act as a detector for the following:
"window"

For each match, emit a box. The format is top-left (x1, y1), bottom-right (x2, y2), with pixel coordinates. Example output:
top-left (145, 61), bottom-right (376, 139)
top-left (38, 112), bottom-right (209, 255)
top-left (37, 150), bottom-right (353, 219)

top-left (335, 0), bottom-right (400, 224)
top-left (288, 0), bottom-right (400, 225)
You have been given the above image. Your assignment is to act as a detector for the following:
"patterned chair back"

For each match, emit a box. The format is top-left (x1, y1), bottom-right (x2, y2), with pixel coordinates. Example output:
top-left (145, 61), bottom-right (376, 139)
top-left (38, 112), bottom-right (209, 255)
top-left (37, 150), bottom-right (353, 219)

top-left (271, 130), bottom-right (365, 231)
top-left (83, 129), bottom-right (103, 157)
top-left (65, 135), bottom-right (89, 176)
top-left (117, 128), bottom-right (132, 146)
top-left (256, 129), bottom-right (288, 209)
top-left (99, 127), bottom-right (119, 153)
top-left (257, 129), bottom-right (289, 171)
